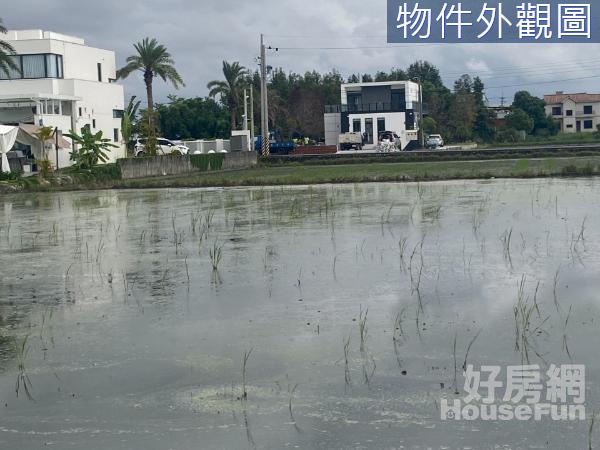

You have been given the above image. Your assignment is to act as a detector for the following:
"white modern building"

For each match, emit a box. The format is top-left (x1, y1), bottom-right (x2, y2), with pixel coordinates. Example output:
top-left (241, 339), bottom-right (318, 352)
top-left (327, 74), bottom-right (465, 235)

top-left (544, 91), bottom-right (600, 133)
top-left (0, 30), bottom-right (125, 167)
top-left (324, 80), bottom-right (421, 150)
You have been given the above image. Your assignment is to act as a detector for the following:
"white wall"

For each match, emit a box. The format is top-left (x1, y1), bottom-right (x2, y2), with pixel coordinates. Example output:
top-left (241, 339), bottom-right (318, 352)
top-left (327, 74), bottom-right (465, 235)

top-left (72, 80), bottom-right (125, 162)
top-left (348, 112), bottom-right (417, 149)
top-left (324, 113), bottom-right (341, 146)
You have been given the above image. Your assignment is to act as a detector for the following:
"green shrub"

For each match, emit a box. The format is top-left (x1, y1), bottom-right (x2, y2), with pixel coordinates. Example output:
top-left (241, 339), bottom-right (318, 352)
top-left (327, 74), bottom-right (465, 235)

top-left (0, 171), bottom-right (23, 181)
top-left (190, 154), bottom-right (225, 171)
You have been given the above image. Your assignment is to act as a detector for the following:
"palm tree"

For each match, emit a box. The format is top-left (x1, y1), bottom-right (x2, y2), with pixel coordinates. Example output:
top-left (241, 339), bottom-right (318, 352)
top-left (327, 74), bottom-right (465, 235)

top-left (0, 18), bottom-right (19, 77)
top-left (116, 38), bottom-right (184, 133)
top-left (207, 61), bottom-right (248, 132)
top-left (121, 96), bottom-right (141, 152)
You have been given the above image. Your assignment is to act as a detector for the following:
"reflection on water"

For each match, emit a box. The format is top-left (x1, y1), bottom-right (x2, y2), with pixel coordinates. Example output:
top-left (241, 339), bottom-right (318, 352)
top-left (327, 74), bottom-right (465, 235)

top-left (0, 179), bottom-right (599, 449)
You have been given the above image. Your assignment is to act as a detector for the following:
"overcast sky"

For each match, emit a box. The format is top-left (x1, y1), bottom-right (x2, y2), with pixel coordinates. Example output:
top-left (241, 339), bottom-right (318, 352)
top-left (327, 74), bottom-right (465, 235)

top-left (5, 0), bottom-right (600, 106)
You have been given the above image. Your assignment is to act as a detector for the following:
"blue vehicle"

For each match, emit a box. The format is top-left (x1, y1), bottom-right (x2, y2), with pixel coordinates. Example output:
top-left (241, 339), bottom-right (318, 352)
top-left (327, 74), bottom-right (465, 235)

top-left (254, 131), bottom-right (295, 155)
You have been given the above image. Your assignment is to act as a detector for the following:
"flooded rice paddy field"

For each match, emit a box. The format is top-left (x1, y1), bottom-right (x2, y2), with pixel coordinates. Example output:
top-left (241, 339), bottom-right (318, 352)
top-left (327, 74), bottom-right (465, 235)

top-left (0, 179), bottom-right (599, 449)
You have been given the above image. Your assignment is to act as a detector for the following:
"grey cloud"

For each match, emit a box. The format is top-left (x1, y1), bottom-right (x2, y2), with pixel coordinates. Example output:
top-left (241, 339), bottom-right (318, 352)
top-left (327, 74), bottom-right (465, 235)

top-left (5, 0), bottom-right (600, 106)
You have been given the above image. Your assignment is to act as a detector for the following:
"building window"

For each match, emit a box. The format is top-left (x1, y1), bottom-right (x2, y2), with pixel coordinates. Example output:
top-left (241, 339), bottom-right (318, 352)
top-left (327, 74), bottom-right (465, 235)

top-left (97, 63), bottom-right (102, 82)
top-left (566, 110), bottom-right (573, 116)
top-left (377, 117), bottom-right (386, 134)
top-left (552, 106), bottom-right (562, 116)
top-left (566, 124), bottom-right (573, 128)
top-left (584, 105), bottom-right (593, 114)
top-left (22, 54), bottom-right (46, 78)
top-left (113, 109), bottom-right (124, 119)
top-left (0, 53), bottom-right (64, 80)
top-left (92, 119), bottom-right (96, 128)
top-left (584, 120), bottom-right (593, 129)
top-left (352, 119), bottom-right (361, 133)
top-left (113, 128), bottom-right (119, 142)
top-left (45, 54), bottom-right (63, 78)
top-left (78, 107), bottom-right (82, 117)
top-left (61, 101), bottom-right (72, 116)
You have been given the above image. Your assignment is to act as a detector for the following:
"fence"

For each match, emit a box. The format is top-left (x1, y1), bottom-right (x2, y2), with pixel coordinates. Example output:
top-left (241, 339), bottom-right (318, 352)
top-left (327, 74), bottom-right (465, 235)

top-left (118, 152), bottom-right (257, 179)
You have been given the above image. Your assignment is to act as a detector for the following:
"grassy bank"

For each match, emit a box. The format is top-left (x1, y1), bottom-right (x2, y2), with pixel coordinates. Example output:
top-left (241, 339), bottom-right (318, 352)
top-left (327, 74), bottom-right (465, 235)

top-left (114, 156), bottom-right (600, 189)
top-left (2, 156), bottom-right (600, 193)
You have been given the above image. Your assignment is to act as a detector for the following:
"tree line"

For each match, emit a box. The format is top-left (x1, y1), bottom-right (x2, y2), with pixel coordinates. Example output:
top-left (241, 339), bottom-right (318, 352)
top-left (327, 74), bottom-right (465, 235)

top-left (0, 25), bottom-right (560, 147)
top-left (153, 60), bottom-right (559, 144)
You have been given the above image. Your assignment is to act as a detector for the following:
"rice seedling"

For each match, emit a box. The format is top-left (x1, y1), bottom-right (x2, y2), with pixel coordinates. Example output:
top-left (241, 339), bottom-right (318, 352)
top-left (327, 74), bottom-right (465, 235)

top-left (589, 409), bottom-right (596, 450)
top-left (500, 227), bottom-right (513, 264)
top-left (462, 329), bottom-right (482, 372)
top-left (358, 307), bottom-right (368, 353)
top-left (287, 382), bottom-right (299, 420)
top-left (398, 238), bottom-right (408, 266)
top-left (393, 307), bottom-right (407, 342)
top-left (361, 352), bottom-right (376, 385)
top-left (204, 206), bottom-right (216, 231)
top-left (452, 332), bottom-right (459, 395)
top-left (344, 335), bottom-right (351, 388)
top-left (332, 254), bottom-right (338, 278)
top-left (577, 216), bottom-right (587, 243)
top-left (15, 334), bottom-right (34, 401)
top-left (416, 182), bottom-right (425, 200)
top-left (563, 305), bottom-right (573, 360)
top-left (190, 211), bottom-right (201, 235)
top-left (513, 276), bottom-right (550, 365)
top-left (381, 203), bottom-right (394, 224)
top-left (289, 198), bottom-right (303, 220)
top-left (208, 241), bottom-right (223, 271)
top-left (472, 205), bottom-right (485, 235)
top-left (241, 348), bottom-right (253, 400)
top-left (553, 267), bottom-right (561, 312)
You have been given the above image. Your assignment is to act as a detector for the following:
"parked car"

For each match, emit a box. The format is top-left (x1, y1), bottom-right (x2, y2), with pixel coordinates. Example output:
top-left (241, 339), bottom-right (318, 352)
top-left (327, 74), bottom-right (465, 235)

top-left (425, 134), bottom-right (444, 149)
top-left (378, 131), bottom-right (399, 142)
top-left (134, 138), bottom-right (189, 157)
top-left (378, 131), bottom-right (401, 150)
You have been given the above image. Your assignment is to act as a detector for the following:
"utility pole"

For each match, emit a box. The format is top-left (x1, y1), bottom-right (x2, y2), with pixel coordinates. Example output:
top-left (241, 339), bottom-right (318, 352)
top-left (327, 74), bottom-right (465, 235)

top-left (418, 78), bottom-right (424, 148)
top-left (243, 88), bottom-right (248, 131)
top-left (250, 86), bottom-right (255, 150)
top-left (260, 34), bottom-right (270, 156)
top-left (412, 77), bottom-right (424, 148)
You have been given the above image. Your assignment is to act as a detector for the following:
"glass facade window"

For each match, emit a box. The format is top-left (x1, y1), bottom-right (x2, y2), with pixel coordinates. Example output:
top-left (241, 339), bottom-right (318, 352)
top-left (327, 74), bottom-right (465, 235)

top-left (22, 55), bottom-right (46, 78)
top-left (0, 54), bottom-right (64, 80)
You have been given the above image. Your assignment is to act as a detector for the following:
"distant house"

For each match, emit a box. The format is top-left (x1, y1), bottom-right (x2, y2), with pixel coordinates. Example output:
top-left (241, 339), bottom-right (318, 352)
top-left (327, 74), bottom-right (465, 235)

top-left (488, 106), bottom-right (511, 127)
top-left (0, 29), bottom-right (125, 167)
top-left (324, 80), bottom-right (421, 150)
top-left (544, 91), bottom-right (600, 133)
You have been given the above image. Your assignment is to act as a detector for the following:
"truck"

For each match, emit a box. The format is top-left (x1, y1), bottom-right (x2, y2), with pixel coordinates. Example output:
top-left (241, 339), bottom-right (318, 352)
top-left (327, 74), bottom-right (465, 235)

top-left (338, 132), bottom-right (363, 151)
top-left (254, 131), bottom-right (295, 155)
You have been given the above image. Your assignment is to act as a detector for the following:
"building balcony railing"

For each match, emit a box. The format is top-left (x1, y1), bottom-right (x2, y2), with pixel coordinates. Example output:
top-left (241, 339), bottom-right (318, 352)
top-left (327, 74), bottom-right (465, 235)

top-left (325, 102), bottom-right (408, 114)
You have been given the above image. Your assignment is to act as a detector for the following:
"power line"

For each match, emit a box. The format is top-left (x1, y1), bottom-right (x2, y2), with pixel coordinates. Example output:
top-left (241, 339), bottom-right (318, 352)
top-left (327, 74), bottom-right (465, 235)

top-left (485, 74), bottom-right (600, 89)
top-left (268, 44), bottom-right (446, 51)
